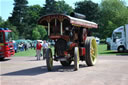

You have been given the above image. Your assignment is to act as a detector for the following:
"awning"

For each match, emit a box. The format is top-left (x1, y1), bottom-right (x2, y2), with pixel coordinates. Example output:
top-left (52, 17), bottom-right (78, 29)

top-left (38, 14), bottom-right (98, 28)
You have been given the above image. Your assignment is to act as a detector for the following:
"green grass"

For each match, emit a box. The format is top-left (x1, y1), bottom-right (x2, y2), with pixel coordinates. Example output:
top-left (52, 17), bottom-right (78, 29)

top-left (14, 49), bottom-right (36, 57)
top-left (14, 44), bottom-right (128, 57)
top-left (14, 46), bottom-right (54, 57)
top-left (98, 44), bottom-right (128, 55)
top-left (98, 44), bottom-right (108, 54)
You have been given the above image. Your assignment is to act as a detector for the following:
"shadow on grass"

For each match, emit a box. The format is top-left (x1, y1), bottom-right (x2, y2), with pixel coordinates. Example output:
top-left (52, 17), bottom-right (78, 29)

top-left (1, 64), bottom-right (87, 76)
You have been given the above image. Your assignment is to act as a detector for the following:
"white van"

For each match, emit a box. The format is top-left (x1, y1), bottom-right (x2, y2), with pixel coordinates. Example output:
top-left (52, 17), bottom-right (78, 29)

top-left (110, 24), bottom-right (128, 52)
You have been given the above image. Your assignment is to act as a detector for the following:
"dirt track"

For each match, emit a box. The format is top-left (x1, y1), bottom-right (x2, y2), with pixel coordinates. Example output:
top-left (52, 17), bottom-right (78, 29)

top-left (0, 55), bottom-right (128, 85)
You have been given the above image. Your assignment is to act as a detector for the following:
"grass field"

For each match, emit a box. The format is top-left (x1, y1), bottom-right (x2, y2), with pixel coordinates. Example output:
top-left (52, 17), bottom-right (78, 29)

top-left (98, 44), bottom-right (128, 55)
top-left (14, 44), bottom-right (128, 57)
top-left (14, 46), bottom-right (54, 57)
top-left (14, 49), bottom-right (36, 57)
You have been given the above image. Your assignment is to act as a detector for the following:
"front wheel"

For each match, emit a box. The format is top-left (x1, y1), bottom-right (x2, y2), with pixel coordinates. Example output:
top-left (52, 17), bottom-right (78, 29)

top-left (46, 48), bottom-right (53, 71)
top-left (74, 47), bottom-right (79, 71)
top-left (85, 37), bottom-right (97, 66)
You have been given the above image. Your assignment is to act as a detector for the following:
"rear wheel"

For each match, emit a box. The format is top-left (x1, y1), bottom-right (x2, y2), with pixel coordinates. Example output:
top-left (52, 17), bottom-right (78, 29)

top-left (74, 47), bottom-right (79, 71)
top-left (46, 48), bottom-right (53, 71)
top-left (60, 60), bottom-right (72, 66)
top-left (85, 37), bottom-right (97, 66)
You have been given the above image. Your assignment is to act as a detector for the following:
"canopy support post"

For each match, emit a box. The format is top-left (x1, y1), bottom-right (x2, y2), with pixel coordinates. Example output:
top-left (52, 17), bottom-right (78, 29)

top-left (60, 22), bottom-right (63, 35)
top-left (48, 22), bottom-right (50, 36)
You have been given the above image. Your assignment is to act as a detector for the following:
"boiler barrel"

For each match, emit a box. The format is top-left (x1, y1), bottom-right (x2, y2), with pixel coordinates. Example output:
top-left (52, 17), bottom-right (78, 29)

top-left (70, 12), bottom-right (86, 19)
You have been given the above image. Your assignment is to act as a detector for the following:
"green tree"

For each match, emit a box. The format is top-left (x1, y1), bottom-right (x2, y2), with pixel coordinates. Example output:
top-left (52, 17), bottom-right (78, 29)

top-left (32, 25), bottom-right (47, 40)
top-left (38, 26), bottom-right (47, 40)
top-left (99, 0), bottom-right (128, 39)
top-left (44, 0), bottom-right (58, 14)
top-left (9, 0), bottom-right (28, 36)
top-left (0, 20), bottom-right (19, 39)
top-left (74, 0), bottom-right (100, 37)
top-left (40, 0), bottom-right (73, 15)
top-left (23, 5), bottom-right (42, 39)
top-left (0, 17), bottom-right (4, 25)
top-left (40, 7), bottom-right (45, 17)
top-left (25, 5), bottom-right (42, 25)
top-left (75, 0), bottom-right (100, 22)
top-left (56, 0), bottom-right (73, 14)
top-left (32, 28), bottom-right (41, 40)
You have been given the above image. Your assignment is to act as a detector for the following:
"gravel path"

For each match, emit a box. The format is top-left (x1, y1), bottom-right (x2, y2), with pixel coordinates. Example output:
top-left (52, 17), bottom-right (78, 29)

top-left (0, 55), bottom-right (128, 85)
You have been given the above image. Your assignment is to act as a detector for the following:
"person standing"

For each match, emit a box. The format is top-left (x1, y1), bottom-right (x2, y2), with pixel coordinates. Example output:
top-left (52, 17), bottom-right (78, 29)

top-left (36, 41), bottom-right (42, 60)
top-left (42, 40), bottom-right (48, 59)
top-left (23, 43), bottom-right (27, 51)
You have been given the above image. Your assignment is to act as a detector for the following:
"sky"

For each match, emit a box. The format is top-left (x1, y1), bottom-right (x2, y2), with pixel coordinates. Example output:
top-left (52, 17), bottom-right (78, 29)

top-left (0, 0), bottom-right (127, 21)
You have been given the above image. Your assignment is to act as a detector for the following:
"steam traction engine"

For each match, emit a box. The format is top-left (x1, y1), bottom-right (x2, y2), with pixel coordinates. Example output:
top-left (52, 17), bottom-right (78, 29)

top-left (38, 13), bottom-right (98, 71)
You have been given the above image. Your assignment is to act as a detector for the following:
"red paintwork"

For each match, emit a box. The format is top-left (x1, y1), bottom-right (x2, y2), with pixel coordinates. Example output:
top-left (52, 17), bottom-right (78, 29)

top-left (0, 29), bottom-right (15, 58)
top-left (69, 43), bottom-right (77, 50)
top-left (1, 30), bottom-right (11, 32)
top-left (79, 47), bottom-right (86, 56)
top-left (49, 35), bottom-right (70, 41)
top-left (49, 36), bottom-right (61, 40)
top-left (64, 51), bottom-right (68, 56)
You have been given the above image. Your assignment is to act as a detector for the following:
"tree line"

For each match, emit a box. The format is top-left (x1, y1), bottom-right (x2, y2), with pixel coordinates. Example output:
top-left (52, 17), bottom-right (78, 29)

top-left (0, 0), bottom-right (128, 40)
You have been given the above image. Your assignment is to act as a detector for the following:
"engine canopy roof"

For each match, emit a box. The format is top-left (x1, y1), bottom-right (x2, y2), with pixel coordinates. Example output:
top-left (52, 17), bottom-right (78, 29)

top-left (38, 14), bottom-right (98, 29)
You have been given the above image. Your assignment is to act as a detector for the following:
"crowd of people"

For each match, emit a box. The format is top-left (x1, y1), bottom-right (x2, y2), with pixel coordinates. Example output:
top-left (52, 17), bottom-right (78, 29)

top-left (18, 42), bottom-right (28, 51)
top-left (13, 41), bottom-right (34, 52)
top-left (14, 40), bottom-right (50, 61)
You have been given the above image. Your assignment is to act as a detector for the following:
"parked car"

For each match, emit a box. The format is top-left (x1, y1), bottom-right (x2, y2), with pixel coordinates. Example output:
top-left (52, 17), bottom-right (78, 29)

top-left (48, 40), bottom-right (55, 46)
top-left (95, 37), bottom-right (100, 44)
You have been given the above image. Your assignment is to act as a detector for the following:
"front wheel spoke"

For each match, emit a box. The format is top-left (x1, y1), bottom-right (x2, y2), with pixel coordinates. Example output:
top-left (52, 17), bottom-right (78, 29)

top-left (91, 49), bottom-right (94, 54)
top-left (92, 55), bottom-right (95, 59)
top-left (91, 53), bottom-right (95, 59)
